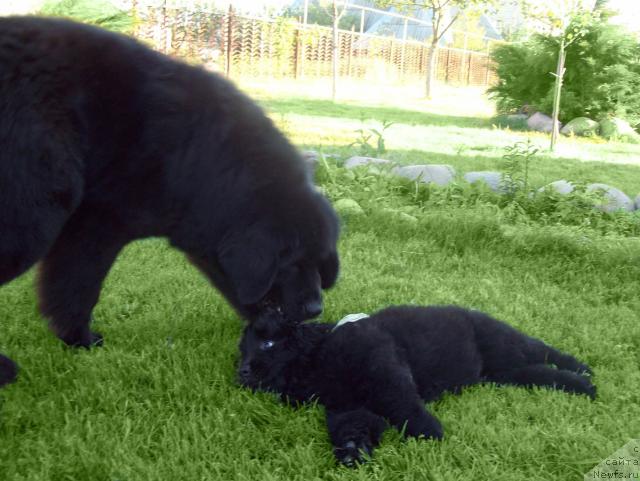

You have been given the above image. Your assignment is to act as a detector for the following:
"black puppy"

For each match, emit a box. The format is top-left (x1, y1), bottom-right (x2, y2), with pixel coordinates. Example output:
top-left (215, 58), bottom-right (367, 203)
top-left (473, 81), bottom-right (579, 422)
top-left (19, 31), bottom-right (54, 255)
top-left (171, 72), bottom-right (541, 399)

top-left (0, 17), bottom-right (339, 386)
top-left (239, 305), bottom-right (595, 466)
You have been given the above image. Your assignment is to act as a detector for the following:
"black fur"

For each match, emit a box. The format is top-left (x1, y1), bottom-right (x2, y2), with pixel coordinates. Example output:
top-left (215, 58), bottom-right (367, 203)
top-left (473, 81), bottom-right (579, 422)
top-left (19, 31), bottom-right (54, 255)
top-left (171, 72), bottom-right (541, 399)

top-left (239, 305), bottom-right (595, 466)
top-left (0, 16), bottom-right (339, 386)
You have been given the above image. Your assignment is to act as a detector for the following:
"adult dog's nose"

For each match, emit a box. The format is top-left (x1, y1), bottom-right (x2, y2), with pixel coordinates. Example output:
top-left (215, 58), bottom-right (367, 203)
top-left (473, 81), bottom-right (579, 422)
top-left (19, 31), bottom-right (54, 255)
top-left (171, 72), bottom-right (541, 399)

top-left (304, 300), bottom-right (323, 318)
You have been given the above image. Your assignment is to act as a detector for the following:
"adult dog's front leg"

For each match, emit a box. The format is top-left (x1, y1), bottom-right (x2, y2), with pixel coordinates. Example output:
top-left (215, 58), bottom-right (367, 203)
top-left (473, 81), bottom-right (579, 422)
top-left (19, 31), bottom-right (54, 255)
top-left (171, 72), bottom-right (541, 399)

top-left (326, 408), bottom-right (387, 466)
top-left (38, 205), bottom-right (128, 348)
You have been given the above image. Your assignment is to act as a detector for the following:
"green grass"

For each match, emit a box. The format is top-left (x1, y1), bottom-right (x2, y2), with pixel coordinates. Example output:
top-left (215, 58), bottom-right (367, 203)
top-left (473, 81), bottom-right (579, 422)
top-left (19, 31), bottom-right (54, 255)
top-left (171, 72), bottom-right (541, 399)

top-left (251, 81), bottom-right (640, 197)
top-left (1, 82), bottom-right (640, 480)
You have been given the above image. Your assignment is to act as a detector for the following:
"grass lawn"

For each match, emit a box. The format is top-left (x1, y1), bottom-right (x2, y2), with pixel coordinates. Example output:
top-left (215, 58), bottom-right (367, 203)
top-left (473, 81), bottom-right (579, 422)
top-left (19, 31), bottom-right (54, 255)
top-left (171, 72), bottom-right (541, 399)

top-left (1, 79), bottom-right (640, 481)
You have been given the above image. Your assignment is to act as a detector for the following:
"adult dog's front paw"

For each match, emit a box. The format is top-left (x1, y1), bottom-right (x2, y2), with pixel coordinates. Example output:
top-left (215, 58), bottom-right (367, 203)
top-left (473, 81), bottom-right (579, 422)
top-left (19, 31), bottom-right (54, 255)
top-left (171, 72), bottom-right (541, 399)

top-left (334, 438), bottom-right (373, 467)
top-left (57, 326), bottom-right (104, 349)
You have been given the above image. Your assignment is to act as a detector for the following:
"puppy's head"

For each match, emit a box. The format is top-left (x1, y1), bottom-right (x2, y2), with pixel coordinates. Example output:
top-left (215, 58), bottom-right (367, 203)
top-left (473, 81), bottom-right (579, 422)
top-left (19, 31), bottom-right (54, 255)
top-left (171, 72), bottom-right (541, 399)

top-left (237, 319), bottom-right (298, 393)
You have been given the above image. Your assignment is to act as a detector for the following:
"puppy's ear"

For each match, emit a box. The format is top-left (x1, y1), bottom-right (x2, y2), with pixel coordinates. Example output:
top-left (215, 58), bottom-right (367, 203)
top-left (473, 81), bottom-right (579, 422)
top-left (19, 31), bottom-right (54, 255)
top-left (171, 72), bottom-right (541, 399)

top-left (319, 251), bottom-right (339, 289)
top-left (218, 229), bottom-right (279, 305)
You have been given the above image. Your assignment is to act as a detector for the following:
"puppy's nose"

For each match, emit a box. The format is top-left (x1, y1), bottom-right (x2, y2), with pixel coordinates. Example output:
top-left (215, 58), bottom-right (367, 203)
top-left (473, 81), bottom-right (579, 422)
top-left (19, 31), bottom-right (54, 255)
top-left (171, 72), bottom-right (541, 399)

top-left (239, 364), bottom-right (251, 379)
top-left (304, 300), bottom-right (323, 318)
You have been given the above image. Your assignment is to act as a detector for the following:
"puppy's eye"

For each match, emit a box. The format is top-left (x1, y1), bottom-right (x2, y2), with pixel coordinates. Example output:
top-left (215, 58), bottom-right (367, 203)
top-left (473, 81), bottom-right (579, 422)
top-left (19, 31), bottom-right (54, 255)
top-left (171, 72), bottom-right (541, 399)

top-left (260, 340), bottom-right (275, 350)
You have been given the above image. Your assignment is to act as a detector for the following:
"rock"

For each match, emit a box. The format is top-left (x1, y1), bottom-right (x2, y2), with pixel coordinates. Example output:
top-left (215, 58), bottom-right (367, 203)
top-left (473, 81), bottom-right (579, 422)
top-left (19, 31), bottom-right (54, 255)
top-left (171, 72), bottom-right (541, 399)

top-left (334, 198), bottom-right (365, 217)
top-left (586, 183), bottom-right (634, 212)
top-left (344, 156), bottom-right (392, 169)
top-left (635, 194), bottom-right (640, 211)
top-left (538, 180), bottom-right (575, 195)
top-left (599, 118), bottom-right (640, 142)
top-left (382, 208), bottom-right (418, 223)
top-left (302, 150), bottom-right (319, 173)
top-left (507, 114), bottom-right (528, 122)
top-left (560, 117), bottom-right (599, 137)
top-left (463, 171), bottom-right (503, 193)
top-left (392, 164), bottom-right (456, 186)
top-left (527, 112), bottom-right (559, 133)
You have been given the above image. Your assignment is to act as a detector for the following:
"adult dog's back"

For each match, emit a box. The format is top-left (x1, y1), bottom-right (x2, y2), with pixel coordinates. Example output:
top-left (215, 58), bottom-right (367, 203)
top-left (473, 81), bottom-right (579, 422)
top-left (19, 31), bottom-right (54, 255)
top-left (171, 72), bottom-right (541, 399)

top-left (0, 17), bottom-right (339, 387)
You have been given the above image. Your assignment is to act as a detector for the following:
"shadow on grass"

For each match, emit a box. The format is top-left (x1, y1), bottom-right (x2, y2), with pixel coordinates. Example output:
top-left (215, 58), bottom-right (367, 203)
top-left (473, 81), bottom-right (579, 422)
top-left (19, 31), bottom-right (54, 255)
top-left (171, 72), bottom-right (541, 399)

top-left (259, 97), bottom-right (492, 129)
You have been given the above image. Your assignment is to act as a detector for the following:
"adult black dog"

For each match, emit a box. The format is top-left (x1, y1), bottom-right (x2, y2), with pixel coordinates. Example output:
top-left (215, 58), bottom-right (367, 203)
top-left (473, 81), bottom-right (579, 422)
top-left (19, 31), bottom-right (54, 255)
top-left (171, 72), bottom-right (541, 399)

top-left (0, 16), bottom-right (339, 387)
top-left (239, 305), bottom-right (595, 466)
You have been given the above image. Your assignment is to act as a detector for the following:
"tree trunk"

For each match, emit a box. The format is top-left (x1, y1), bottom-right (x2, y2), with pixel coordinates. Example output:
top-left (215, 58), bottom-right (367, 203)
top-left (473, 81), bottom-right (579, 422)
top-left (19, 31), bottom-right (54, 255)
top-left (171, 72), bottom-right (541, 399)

top-left (550, 39), bottom-right (566, 152)
top-left (425, 42), bottom-right (437, 99)
top-left (332, 1), bottom-right (339, 102)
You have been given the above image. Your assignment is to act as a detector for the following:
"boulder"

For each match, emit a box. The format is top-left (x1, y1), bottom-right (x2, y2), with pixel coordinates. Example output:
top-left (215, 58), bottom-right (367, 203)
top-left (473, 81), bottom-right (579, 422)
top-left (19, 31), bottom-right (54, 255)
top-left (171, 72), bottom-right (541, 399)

top-left (635, 194), bottom-right (640, 211)
top-left (382, 208), bottom-right (418, 223)
top-left (302, 150), bottom-right (319, 173)
top-left (507, 113), bottom-right (528, 122)
top-left (586, 183), bottom-right (634, 212)
top-left (560, 117), bottom-right (599, 137)
top-left (392, 164), bottom-right (456, 186)
top-left (538, 180), bottom-right (575, 195)
top-left (527, 112), bottom-right (559, 133)
top-left (334, 198), bottom-right (365, 217)
top-left (344, 156), bottom-right (393, 169)
top-left (463, 171), bottom-right (503, 193)
top-left (599, 118), bottom-right (640, 143)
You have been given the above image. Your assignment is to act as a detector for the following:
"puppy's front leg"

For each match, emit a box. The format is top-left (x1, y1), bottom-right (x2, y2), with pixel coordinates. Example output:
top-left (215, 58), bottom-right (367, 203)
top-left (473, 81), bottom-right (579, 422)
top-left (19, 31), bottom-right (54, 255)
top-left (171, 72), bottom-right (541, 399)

top-left (326, 408), bottom-right (386, 467)
top-left (366, 363), bottom-right (443, 440)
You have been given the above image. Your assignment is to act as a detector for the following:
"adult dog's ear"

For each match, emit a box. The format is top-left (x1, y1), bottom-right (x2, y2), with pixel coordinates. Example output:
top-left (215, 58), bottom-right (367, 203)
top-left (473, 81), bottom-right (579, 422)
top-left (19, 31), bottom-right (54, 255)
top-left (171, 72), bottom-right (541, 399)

top-left (319, 251), bottom-right (339, 289)
top-left (218, 229), bottom-right (279, 305)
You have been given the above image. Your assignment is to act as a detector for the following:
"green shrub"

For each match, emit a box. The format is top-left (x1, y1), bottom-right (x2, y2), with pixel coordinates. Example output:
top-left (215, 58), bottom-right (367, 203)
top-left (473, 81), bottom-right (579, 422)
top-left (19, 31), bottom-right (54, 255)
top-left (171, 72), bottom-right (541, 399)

top-left (489, 16), bottom-right (640, 125)
top-left (40, 0), bottom-right (134, 33)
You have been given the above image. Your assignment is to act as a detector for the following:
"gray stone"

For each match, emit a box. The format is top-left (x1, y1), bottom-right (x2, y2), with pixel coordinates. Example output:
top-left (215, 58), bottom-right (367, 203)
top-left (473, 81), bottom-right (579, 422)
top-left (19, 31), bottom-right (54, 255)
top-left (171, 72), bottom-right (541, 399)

top-left (586, 183), bottom-right (634, 212)
top-left (507, 114), bottom-right (528, 122)
top-left (302, 150), bottom-right (319, 173)
top-left (527, 112), bottom-right (559, 133)
top-left (599, 118), bottom-right (640, 143)
top-left (382, 208), bottom-right (419, 223)
top-left (635, 194), bottom-right (640, 211)
top-left (538, 180), bottom-right (575, 195)
top-left (344, 156), bottom-right (392, 169)
top-left (463, 171), bottom-right (503, 193)
top-left (392, 164), bottom-right (456, 186)
top-left (560, 117), bottom-right (599, 137)
top-left (334, 198), bottom-right (365, 217)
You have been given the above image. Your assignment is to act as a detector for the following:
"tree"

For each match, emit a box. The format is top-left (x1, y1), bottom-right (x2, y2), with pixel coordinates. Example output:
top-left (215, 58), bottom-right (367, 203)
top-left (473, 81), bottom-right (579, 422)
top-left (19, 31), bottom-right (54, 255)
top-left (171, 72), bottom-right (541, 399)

top-left (519, 0), bottom-right (595, 150)
top-left (330, 1), bottom-right (350, 102)
top-left (489, 10), bottom-right (640, 127)
top-left (40, 0), bottom-right (134, 33)
top-left (376, 0), bottom-right (495, 99)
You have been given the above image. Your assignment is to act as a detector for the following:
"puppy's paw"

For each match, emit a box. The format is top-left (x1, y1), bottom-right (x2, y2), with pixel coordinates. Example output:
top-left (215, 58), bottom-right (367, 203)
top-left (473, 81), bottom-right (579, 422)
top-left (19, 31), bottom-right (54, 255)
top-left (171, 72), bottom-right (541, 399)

top-left (578, 377), bottom-right (597, 400)
top-left (405, 415), bottom-right (444, 441)
top-left (0, 355), bottom-right (18, 387)
top-left (576, 363), bottom-right (593, 377)
top-left (334, 439), bottom-right (373, 467)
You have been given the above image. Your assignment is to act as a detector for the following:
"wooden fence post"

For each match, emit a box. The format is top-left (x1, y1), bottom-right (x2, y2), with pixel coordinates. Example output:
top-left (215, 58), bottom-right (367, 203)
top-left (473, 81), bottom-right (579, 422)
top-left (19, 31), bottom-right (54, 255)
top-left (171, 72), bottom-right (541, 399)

top-left (484, 45), bottom-right (491, 86)
top-left (225, 4), bottom-right (233, 78)
top-left (444, 48), bottom-right (451, 83)
top-left (348, 25), bottom-right (355, 78)
top-left (293, 27), bottom-right (301, 79)
top-left (401, 18), bottom-right (408, 77)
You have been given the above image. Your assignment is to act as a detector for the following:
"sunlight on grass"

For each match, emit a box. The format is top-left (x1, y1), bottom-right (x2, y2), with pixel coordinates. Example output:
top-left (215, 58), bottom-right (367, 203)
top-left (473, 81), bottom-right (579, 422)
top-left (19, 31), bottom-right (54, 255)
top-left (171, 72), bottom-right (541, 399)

top-left (1, 79), bottom-right (640, 481)
top-left (245, 79), bottom-right (640, 196)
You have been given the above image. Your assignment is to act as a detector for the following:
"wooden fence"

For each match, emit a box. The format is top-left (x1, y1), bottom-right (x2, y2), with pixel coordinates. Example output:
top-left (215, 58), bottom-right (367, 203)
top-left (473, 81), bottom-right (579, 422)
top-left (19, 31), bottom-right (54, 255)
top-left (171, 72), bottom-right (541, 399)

top-left (133, 5), bottom-right (498, 87)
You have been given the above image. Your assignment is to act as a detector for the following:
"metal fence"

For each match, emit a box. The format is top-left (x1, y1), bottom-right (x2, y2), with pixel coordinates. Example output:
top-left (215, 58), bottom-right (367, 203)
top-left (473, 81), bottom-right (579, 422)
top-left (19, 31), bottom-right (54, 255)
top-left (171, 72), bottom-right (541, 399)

top-left (133, 4), bottom-right (498, 87)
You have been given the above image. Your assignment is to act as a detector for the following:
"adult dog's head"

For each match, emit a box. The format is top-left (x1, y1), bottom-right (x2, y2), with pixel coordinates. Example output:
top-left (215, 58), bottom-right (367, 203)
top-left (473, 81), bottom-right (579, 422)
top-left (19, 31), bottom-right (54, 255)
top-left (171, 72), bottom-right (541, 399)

top-left (188, 187), bottom-right (340, 326)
